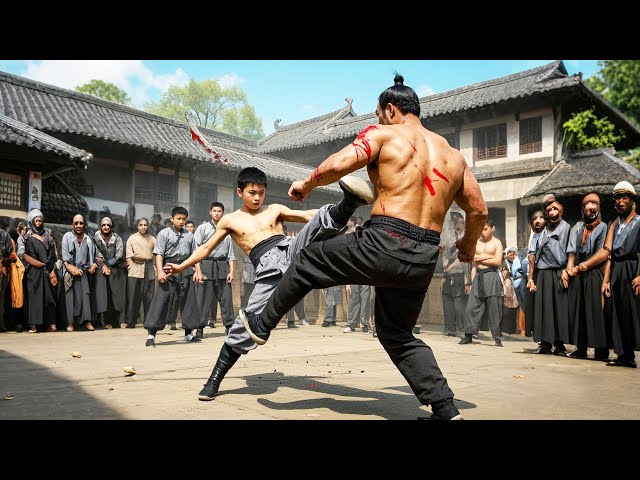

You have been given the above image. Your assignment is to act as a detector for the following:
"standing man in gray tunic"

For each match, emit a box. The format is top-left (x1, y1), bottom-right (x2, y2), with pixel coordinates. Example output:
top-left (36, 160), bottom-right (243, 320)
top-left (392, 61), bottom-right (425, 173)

top-left (62, 214), bottom-right (97, 331)
top-left (459, 219), bottom-right (504, 347)
top-left (143, 206), bottom-right (203, 347)
top-left (441, 212), bottom-right (470, 337)
top-left (164, 167), bottom-right (373, 400)
top-left (565, 193), bottom-right (610, 361)
top-left (527, 194), bottom-right (571, 355)
top-left (92, 217), bottom-right (127, 329)
top-left (126, 217), bottom-right (156, 327)
top-left (194, 202), bottom-right (235, 337)
top-left (579, 182), bottom-right (640, 367)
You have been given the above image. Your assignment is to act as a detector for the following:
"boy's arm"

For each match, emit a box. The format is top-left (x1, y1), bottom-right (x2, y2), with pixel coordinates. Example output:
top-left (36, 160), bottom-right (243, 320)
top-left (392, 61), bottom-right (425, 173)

top-left (165, 217), bottom-right (232, 275)
top-left (276, 204), bottom-right (320, 223)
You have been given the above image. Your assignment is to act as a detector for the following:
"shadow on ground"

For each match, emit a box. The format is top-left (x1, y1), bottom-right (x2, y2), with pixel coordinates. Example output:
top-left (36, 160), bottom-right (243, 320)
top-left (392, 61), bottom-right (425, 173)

top-left (223, 371), bottom-right (476, 420)
top-left (0, 350), bottom-right (123, 420)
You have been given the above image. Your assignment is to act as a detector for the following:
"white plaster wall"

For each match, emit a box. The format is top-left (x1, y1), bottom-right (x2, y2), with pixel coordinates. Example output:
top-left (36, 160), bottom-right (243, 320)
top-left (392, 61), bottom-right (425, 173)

top-left (459, 107), bottom-right (554, 168)
top-left (479, 174), bottom-right (544, 202)
top-left (217, 186), bottom-right (235, 213)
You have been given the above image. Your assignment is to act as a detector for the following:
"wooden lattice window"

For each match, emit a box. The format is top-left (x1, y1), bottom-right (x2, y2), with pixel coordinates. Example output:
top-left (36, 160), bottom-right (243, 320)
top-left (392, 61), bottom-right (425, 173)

top-left (135, 171), bottom-right (176, 207)
top-left (473, 124), bottom-right (507, 160)
top-left (519, 116), bottom-right (542, 155)
top-left (0, 172), bottom-right (24, 209)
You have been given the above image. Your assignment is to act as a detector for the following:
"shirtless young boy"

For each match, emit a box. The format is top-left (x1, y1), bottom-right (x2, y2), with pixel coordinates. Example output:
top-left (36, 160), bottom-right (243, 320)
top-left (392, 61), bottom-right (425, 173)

top-left (459, 219), bottom-right (504, 346)
top-left (164, 166), bottom-right (373, 400)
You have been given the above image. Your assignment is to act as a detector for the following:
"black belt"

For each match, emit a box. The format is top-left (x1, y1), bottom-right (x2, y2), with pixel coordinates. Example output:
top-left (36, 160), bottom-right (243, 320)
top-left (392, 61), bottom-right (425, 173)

top-left (250, 235), bottom-right (286, 268)
top-left (367, 216), bottom-right (440, 245)
top-left (613, 253), bottom-right (638, 262)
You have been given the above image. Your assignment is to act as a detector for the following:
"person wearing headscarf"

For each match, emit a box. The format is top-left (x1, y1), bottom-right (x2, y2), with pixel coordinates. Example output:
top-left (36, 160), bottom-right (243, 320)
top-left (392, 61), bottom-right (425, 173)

top-left (92, 217), bottom-right (127, 328)
top-left (527, 194), bottom-right (571, 355)
top-left (501, 246), bottom-right (521, 334)
top-left (565, 192), bottom-right (610, 361)
top-left (21, 209), bottom-right (58, 333)
top-left (578, 182), bottom-right (640, 368)
top-left (522, 210), bottom-right (545, 337)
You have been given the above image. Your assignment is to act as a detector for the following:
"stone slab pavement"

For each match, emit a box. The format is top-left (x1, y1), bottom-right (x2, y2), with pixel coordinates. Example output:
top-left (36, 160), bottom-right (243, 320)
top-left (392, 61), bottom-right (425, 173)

top-left (1, 322), bottom-right (639, 420)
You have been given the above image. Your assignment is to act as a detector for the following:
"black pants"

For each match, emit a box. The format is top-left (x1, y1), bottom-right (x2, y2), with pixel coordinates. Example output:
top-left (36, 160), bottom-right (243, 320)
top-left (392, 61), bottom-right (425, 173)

top-left (197, 280), bottom-right (235, 328)
top-left (258, 217), bottom-right (454, 406)
top-left (127, 277), bottom-right (155, 326)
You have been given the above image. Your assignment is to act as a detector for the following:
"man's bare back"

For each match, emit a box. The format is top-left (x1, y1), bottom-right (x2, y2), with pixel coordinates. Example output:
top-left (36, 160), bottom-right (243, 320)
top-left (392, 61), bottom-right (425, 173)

top-left (367, 124), bottom-right (466, 232)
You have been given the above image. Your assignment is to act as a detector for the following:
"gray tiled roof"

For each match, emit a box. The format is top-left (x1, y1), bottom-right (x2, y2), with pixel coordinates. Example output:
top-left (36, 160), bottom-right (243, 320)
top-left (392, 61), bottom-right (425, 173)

top-left (0, 71), bottom-right (340, 193)
top-left (256, 61), bottom-right (589, 152)
top-left (521, 148), bottom-right (640, 205)
top-left (0, 112), bottom-right (92, 166)
top-left (472, 157), bottom-right (553, 181)
top-left (258, 98), bottom-right (357, 152)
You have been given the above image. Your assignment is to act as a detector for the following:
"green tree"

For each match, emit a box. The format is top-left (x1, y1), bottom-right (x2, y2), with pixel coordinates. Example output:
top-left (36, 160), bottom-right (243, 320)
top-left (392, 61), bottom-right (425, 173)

top-left (75, 80), bottom-right (130, 105)
top-left (585, 60), bottom-right (640, 124)
top-left (144, 79), bottom-right (264, 140)
top-left (585, 60), bottom-right (640, 168)
top-left (563, 108), bottom-right (625, 151)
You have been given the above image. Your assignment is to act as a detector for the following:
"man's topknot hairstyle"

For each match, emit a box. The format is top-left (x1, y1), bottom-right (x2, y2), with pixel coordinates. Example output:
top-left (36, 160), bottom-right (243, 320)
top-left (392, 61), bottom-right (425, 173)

top-left (377, 73), bottom-right (420, 117)
top-left (237, 167), bottom-right (267, 190)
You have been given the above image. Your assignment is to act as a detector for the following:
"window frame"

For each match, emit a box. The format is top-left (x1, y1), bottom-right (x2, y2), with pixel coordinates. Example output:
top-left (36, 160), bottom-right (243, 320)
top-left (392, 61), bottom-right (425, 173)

top-left (473, 123), bottom-right (507, 161)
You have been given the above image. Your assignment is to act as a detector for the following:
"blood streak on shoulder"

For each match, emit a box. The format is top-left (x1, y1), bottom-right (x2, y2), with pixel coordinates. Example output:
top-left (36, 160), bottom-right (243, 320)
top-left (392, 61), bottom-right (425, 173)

top-left (352, 125), bottom-right (378, 163)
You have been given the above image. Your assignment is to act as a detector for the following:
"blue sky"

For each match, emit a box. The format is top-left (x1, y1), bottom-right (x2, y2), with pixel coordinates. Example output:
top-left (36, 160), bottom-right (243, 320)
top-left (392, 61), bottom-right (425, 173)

top-left (0, 60), bottom-right (601, 136)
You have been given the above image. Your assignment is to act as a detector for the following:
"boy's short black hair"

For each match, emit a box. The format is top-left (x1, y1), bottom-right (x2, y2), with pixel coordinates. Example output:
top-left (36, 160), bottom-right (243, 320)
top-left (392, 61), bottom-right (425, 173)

top-left (349, 215), bottom-right (357, 223)
top-left (210, 202), bottom-right (225, 211)
top-left (171, 206), bottom-right (188, 218)
top-left (186, 220), bottom-right (195, 226)
top-left (237, 167), bottom-right (267, 190)
top-left (486, 219), bottom-right (496, 228)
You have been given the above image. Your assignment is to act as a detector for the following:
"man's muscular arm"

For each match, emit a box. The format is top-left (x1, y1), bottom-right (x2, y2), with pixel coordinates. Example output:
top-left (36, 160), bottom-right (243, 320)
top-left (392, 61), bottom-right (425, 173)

top-left (454, 158), bottom-right (488, 262)
top-left (289, 126), bottom-right (383, 201)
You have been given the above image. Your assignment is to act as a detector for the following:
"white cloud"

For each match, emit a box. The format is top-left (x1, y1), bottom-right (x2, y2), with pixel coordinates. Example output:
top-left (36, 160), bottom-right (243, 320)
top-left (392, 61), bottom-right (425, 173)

top-left (416, 84), bottom-right (435, 97)
top-left (217, 73), bottom-right (243, 88)
top-left (20, 60), bottom-right (188, 108)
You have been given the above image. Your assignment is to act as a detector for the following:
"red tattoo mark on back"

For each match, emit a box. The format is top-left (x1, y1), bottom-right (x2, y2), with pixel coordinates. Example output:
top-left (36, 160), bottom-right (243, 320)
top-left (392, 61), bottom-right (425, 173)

top-left (432, 168), bottom-right (449, 183)
top-left (380, 201), bottom-right (386, 214)
top-left (413, 163), bottom-right (437, 196)
top-left (352, 125), bottom-right (378, 163)
top-left (408, 140), bottom-right (417, 152)
top-left (311, 167), bottom-right (323, 183)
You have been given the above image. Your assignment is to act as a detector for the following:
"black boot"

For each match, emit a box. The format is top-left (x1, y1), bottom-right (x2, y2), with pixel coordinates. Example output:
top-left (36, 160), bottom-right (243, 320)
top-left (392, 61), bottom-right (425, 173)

top-left (328, 176), bottom-right (374, 226)
top-left (198, 344), bottom-right (242, 401)
top-left (429, 398), bottom-right (463, 420)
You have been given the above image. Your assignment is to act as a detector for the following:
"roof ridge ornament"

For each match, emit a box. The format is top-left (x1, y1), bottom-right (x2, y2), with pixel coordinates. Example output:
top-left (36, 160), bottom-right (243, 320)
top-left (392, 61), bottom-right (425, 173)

top-left (274, 119), bottom-right (282, 131)
top-left (534, 61), bottom-right (568, 84)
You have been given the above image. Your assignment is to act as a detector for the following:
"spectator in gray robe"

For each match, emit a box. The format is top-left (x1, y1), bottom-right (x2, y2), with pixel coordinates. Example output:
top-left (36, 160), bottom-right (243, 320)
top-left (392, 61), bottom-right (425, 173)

top-left (92, 217), bottom-right (127, 328)
top-left (62, 214), bottom-right (97, 331)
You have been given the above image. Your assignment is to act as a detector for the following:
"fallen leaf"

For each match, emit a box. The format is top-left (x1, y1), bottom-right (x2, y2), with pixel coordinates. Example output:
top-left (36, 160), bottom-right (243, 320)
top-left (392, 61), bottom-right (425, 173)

top-left (108, 386), bottom-right (115, 391)
top-left (123, 367), bottom-right (136, 375)
top-left (360, 370), bottom-right (365, 373)
top-left (513, 375), bottom-right (524, 378)
top-left (71, 351), bottom-right (81, 358)
top-left (4, 394), bottom-right (13, 400)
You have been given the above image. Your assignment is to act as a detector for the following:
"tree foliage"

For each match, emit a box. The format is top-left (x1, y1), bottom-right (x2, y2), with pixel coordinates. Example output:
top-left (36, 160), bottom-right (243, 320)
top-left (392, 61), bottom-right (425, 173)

top-left (585, 60), bottom-right (640, 124)
top-left (75, 80), bottom-right (130, 105)
top-left (562, 108), bottom-right (625, 151)
top-left (144, 79), bottom-right (264, 140)
top-left (585, 60), bottom-right (640, 169)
